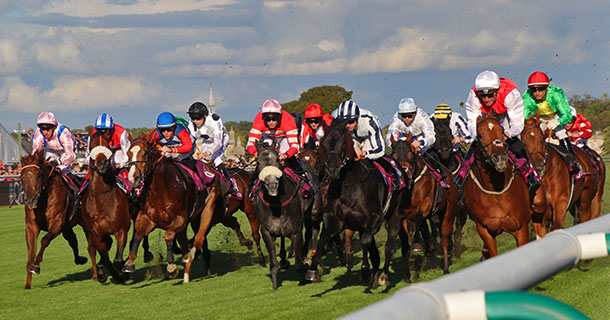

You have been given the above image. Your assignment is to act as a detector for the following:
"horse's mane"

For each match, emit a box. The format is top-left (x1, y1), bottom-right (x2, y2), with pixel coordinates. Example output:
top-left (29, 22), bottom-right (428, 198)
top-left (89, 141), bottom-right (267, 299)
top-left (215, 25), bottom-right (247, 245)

top-left (319, 119), bottom-right (354, 163)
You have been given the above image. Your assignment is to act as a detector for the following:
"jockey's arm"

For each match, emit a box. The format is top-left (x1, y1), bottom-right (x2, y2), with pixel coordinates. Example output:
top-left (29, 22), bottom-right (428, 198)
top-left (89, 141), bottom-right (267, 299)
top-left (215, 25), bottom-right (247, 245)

top-left (464, 90), bottom-right (480, 139)
top-left (58, 130), bottom-right (76, 170)
top-left (115, 130), bottom-right (131, 168)
top-left (504, 89), bottom-right (525, 138)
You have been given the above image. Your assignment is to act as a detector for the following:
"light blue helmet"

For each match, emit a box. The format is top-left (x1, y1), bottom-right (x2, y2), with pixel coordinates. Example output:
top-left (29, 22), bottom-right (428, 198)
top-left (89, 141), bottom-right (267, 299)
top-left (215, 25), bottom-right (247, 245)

top-left (335, 100), bottom-right (360, 121)
top-left (156, 112), bottom-right (176, 128)
top-left (398, 98), bottom-right (417, 113)
top-left (95, 113), bottom-right (114, 129)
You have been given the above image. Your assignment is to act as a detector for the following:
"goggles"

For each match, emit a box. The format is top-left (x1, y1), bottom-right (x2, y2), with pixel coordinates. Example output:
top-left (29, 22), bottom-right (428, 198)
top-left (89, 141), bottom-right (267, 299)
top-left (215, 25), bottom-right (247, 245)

top-left (263, 113), bottom-right (281, 122)
top-left (306, 117), bottom-right (322, 124)
top-left (38, 124), bottom-right (56, 131)
top-left (400, 113), bottom-right (416, 119)
top-left (529, 86), bottom-right (548, 93)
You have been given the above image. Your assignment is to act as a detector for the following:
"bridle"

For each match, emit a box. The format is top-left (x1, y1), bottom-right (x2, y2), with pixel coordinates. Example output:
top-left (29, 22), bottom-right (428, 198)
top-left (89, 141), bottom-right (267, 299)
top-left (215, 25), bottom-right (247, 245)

top-left (521, 124), bottom-right (550, 177)
top-left (475, 116), bottom-right (509, 168)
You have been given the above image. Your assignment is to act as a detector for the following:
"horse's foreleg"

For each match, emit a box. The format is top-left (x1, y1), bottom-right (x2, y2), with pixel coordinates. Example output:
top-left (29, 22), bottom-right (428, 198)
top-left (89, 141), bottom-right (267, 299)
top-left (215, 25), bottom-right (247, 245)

top-left (62, 224), bottom-right (87, 265)
top-left (247, 212), bottom-right (265, 267)
top-left (163, 230), bottom-right (180, 280)
top-left (260, 228), bottom-right (279, 290)
top-left (440, 196), bottom-right (456, 274)
top-left (93, 236), bottom-right (123, 283)
top-left (475, 223), bottom-right (498, 258)
top-left (291, 227), bottom-right (305, 273)
top-left (515, 223), bottom-right (530, 248)
top-left (86, 234), bottom-right (101, 282)
top-left (379, 211), bottom-right (402, 286)
top-left (344, 229), bottom-right (354, 272)
top-left (25, 218), bottom-right (40, 289)
top-left (306, 211), bottom-right (342, 281)
top-left (113, 230), bottom-right (128, 270)
top-left (33, 216), bottom-right (64, 268)
top-left (398, 225), bottom-right (412, 283)
top-left (124, 213), bottom-right (155, 272)
top-left (359, 232), bottom-right (375, 287)
top-left (130, 224), bottom-right (153, 264)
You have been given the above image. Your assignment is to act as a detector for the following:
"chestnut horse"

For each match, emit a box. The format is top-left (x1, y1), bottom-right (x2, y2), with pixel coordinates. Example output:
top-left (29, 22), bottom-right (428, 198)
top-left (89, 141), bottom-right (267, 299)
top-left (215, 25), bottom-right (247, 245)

top-left (570, 145), bottom-right (606, 224)
top-left (20, 150), bottom-right (87, 289)
top-left (391, 135), bottom-right (457, 280)
top-left (463, 114), bottom-right (531, 257)
top-left (80, 130), bottom-right (132, 283)
top-left (306, 119), bottom-right (407, 288)
top-left (122, 137), bottom-right (224, 283)
top-left (521, 115), bottom-right (570, 237)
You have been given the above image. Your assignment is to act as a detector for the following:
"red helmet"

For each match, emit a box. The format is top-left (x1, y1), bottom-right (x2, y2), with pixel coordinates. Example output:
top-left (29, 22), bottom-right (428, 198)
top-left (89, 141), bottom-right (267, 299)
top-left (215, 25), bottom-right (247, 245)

top-left (304, 104), bottom-right (323, 119)
top-left (527, 71), bottom-right (550, 87)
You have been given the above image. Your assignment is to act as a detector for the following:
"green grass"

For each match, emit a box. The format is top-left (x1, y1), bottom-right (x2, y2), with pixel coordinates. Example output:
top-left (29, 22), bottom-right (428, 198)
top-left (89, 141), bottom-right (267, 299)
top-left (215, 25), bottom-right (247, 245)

top-left (1, 171), bottom-right (609, 319)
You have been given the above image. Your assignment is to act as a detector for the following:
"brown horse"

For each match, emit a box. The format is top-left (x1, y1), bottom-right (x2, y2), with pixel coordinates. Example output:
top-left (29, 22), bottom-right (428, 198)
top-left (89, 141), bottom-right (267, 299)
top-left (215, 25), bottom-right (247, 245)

top-left (21, 149), bottom-right (87, 289)
top-left (570, 145), bottom-right (606, 223)
top-left (463, 114), bottom-right (531, 257)
top-left (122, 137), bottom-right (224, 283)
top-left (521, 115), bottom-right (570, 237)
top-left (391, 135), bottom-right (457, 279)
top-left (80, 130), bottom-right (132, 283)
top-left (224, 168), bottom-right (265, 266)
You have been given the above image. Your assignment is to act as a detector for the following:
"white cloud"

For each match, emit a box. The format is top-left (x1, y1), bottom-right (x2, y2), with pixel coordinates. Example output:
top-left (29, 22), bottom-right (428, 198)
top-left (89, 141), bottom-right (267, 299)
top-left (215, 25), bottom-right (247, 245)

top-left (0, 38), bottom-right (26, 74)
top-left (38, 0), bottom-right (236, 17)
top-left (0, 75), bottom-right (158, 112)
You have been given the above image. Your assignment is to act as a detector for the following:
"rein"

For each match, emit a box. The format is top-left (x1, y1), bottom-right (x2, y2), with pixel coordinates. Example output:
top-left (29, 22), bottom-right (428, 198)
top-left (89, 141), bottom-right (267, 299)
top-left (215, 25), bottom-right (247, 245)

top-left (256, 167), bottom-right (301, 208)
top-left (521, 124), bottom-right (551, 178)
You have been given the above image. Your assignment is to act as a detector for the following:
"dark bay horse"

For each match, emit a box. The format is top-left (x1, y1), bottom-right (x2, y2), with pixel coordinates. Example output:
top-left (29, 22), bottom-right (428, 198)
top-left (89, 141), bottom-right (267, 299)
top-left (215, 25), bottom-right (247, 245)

top-left (20, 150), bottom-right (87, 289)
top-left (80, 130), bottom-right (132, 283)
top-left (570, 145), bottom-right (606, 224)
top-left (521, 115), bottom-right (570, 237)
top-left (122, 137), bottom-right (224, 283)
top-left (463, 114), bottom-right (531, 257)
top-left (252, 140), bottom-right (314, 289)
top-left (432, 119), bottom-right (468, 255)
top-left (305, 120), bottom-right (407, 288)
top-left (391, 135), bottom-right (457, 280)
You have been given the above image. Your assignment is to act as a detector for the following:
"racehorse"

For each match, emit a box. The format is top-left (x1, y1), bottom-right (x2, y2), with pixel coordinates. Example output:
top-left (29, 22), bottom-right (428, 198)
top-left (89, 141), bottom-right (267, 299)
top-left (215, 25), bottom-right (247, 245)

top-left (521, 114), bottom-right (570, 237)
top-left (79, 130), bottom-right (132, 283)
top-left (391, 134), bottom-right (457, 279)
top-left (20, 149), bottom-right (87, 289)
top-left (251, 140), bottom-right (310, 290)
top-left (431, 119), bottom-right (468, 256)
top-left (570, 145), bottom-right (606, 224)
top-left (224, 168), bottom-right (265, 266)
top-left (463, 113), bottom-right (531, 257)
top-left (122, 137), bottom-right (224, 283)
top-left (305, 119), bottom-right (407, 288)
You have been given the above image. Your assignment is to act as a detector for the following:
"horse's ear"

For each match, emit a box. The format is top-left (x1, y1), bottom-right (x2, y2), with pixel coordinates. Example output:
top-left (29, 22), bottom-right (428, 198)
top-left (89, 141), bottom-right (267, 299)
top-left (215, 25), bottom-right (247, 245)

top-left (318, 143), bottom-right (326, 164)
top-left (535, 110), bottom-right (540, 123)
top-left (36, 149), bottom-right (45, 165)
top-left (390, 134), bottom-right (396, 147)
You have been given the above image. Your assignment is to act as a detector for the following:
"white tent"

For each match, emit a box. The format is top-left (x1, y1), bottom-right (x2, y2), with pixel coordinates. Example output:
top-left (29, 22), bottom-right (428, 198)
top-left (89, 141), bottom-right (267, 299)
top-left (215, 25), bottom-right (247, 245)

top-left (0, 123), bottom-right (22, 164)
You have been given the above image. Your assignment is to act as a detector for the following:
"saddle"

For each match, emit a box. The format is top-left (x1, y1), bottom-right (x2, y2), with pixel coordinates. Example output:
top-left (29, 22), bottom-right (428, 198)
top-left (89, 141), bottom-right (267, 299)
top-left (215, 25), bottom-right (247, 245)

top-left (283, 167), bottom-right (313, 198)
top-left (175, 162), bottom-right (208, 191)
top-left (372, 156), bottom-right (407, 192)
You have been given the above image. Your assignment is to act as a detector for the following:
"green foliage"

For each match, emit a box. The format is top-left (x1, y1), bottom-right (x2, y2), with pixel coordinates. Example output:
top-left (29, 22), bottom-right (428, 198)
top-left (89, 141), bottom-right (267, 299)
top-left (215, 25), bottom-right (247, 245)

top-left (281, 85), bottom-right (353, 116)
top-left (127, 127), bottom-right (155, 139)
top-left (569, 93), bottom-right (610, 155)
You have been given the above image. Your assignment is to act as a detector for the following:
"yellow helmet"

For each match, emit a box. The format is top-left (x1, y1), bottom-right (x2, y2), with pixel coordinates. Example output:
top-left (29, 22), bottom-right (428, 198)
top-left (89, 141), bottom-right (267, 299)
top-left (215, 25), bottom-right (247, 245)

top-left (434, 104), bottom-right (452, 120)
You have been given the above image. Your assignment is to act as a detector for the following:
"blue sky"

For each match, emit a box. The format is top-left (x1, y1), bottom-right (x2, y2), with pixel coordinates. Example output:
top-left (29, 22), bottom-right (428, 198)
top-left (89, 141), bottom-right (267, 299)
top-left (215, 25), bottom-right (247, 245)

top-left (1, 0), bottom-right (609, 132)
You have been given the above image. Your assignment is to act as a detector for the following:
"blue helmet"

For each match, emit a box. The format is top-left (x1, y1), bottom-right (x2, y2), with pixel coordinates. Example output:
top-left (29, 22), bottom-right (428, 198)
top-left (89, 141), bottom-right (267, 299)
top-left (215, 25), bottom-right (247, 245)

top-left (336, 100), bottom-right (360, 121)
top-left (95, 113), bottom-right (114, 129)
top-left (156, 112), bottom-right (176, 128)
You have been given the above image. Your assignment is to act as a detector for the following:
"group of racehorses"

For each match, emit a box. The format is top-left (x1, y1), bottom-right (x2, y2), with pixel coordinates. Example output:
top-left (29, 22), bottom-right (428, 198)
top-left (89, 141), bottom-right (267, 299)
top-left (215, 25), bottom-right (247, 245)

top-left (20, 113), bottom-right (605, 290)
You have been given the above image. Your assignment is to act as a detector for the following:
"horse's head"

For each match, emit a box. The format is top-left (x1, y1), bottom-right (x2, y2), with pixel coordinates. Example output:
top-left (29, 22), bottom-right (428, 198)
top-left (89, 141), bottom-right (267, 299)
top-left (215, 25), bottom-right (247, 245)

top-left (298, 147), bottom-right (320, 175)
top-left (390, 134), bottom-right (417, 184)
top-left (20, 149), bottom-right (46, 209)
top-left (127, 137), bottom-right (152, 188)
top-left (319, 119), bottom-right (354, 180)
top-left (433, 119), bottom-right (453, 161)
top-left (521, 112), bottom-right (547, 175)
top-left (88, 130), bottom-right (113, 174)
top-left (476, 114), bottom-right (508, 172)
top-left (255, 140), bottom-right (282, 196)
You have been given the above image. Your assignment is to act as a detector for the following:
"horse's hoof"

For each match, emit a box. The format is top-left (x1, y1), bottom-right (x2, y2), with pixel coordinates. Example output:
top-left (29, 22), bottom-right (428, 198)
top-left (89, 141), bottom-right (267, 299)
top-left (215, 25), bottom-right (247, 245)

top-left (412, 243), bottom-right (424, 252)
top-left (28, 265), bottom-right (40, 274)
top-left (121, 263), bottom-right (135, 273)
top-left (378, 273), bottom-right (388, 286)
top-left (280, 259), bottom-right (290, 270)
top-left (113, 260), bottom-right (125, 270)
top-left (305, 269), bottom-right (320, 282)
top-left (74, 256), bottom-right (88, 265)
top-left (144, 252), bottom-right (154, 263)
top-left (98, 273), bottom-right (108, 283)
top-left (166, 263), bottom-right (179, 279)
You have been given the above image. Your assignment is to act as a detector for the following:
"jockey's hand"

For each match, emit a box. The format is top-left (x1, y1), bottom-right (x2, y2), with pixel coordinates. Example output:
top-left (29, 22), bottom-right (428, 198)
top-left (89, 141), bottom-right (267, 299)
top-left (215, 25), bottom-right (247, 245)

top-left (279, 153), bottom-right (288, 161)
top-left (200, 151), bottom-right (210, 159)
top-left (568, 132), bottom-right (579, 138)
top-left (355, 147), bottom-right (367, 159)
top-left (504, 130), bottom-right (510, 138)
top-left (49, 160), bottom-right (59, 168)
top-left (452, 137), bottom-right (464, 144)
top-left (411, 140), bottom-right (421, 150)
top-left (160, 146), bottom-right (172, 154)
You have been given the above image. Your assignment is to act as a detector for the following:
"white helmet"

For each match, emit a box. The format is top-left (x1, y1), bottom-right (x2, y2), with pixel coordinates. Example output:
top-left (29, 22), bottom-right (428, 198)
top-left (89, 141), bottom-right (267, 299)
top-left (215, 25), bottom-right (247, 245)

top-left (398, 98), bottom-right (417, 113)
top-left (570, 106), bottom-right (577, 118)
top-left (474, 70), bottom-right (500, 93)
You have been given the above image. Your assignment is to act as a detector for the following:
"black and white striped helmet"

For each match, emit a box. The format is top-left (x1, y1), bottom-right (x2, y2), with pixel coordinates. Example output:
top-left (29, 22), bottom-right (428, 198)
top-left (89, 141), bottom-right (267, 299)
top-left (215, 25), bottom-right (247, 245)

top-left (336, 100), bottom-right (360, 121)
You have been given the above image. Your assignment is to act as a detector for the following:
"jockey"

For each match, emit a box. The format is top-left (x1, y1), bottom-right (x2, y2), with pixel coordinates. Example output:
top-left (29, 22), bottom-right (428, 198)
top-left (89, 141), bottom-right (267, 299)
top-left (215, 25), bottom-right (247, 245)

top-left (430, 103), bottom-right (472, 146)
top-left (86, 113), bottom-right (131, 171)
top-left (456, 70), bottom-right (540, 197)
top-left (566, 107), bottom-right (593, 148)
top-left (523, 71), bottom-right (580, 176)
top-left (332, 100), bottom-right (403, 189)
top-left (187, 102), bottom-right (231, 181)
top-left (299, 103), bottom-right (333, 150)
top-left (246, 99), bottom-right (309, 193)
top-left (386, 98), bottom-right (448, 186)
top-left (31, 112), bottom-right (80, 187)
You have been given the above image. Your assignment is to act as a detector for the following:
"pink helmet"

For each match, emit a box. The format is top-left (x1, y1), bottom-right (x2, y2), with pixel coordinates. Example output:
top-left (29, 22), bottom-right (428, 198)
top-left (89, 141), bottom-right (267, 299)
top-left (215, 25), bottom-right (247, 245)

top-left (36, 112), bottom-right (58, 126)
top-left (261, 99), bottom-right (282, 114)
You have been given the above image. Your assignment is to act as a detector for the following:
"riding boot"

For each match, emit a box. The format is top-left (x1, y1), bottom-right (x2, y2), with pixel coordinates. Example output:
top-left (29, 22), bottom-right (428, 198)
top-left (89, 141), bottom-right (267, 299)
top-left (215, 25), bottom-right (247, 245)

top-left (69, 187), bottom-right (84, 222)
top-left (560, 137), bottom-right (581, 176)
top-left (453, 141), bottom-right (477, 188)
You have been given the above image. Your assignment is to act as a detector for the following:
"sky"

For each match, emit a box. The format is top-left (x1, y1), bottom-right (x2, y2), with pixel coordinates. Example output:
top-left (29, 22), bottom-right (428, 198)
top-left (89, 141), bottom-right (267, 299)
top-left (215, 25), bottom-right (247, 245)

top-left (1, 0), bottom-right (609, 132)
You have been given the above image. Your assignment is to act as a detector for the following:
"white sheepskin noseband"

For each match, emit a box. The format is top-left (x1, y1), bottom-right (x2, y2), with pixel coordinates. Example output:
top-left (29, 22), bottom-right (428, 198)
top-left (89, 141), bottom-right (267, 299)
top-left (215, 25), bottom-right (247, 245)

top-left (259, 166), bottom-right (283, 181)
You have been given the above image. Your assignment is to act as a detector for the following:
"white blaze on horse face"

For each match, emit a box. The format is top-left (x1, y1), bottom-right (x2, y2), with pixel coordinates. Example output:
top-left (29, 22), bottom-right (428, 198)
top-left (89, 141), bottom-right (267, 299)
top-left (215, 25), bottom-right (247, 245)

top-left (488, 122), bottom-right (494, 131)
top-left (530, 131), bottom-right (535, 136)
top-left (128, 145), bottom-right (141, 184)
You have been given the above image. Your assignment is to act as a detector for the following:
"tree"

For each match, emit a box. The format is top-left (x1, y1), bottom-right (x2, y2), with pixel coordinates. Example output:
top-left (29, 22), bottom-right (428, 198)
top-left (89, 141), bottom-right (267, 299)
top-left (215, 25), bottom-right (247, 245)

top-left (281, 85), bottom-right (353, 115)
